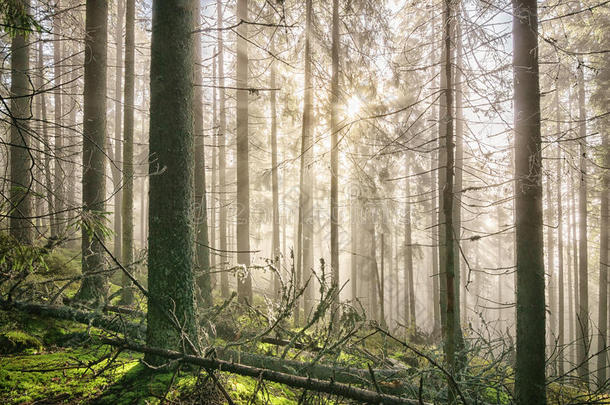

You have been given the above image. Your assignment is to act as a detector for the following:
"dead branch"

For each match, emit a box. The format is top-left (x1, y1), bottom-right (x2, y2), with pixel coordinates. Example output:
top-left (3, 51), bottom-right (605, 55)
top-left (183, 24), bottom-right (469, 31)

top-left (103, 338), bottom-right (427, 405)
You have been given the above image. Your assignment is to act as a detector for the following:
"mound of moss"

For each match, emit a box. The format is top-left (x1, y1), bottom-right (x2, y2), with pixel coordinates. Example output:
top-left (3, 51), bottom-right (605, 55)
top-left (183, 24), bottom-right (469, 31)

top-left (0, 330), bottom-right (42, 354)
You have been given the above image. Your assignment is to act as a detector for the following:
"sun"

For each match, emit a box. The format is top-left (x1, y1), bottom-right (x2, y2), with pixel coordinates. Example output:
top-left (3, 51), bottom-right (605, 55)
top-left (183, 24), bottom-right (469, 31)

top-left (346, 95), bottom-right (362, 119)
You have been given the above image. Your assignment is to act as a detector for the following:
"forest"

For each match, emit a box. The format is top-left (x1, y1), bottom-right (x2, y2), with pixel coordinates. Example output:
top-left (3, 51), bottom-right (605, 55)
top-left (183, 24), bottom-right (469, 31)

top-left (0, 0), bottom-right (608, 403)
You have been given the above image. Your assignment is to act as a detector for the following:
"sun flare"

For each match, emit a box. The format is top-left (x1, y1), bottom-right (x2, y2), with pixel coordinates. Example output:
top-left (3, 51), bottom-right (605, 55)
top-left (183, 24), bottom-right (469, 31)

top-left (346, 95), bottom-right (362, 119)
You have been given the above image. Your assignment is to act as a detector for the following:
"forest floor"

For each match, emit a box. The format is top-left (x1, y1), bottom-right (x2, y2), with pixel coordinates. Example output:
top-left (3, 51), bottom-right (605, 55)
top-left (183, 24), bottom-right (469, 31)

top-left (0, 309), bottom-right (302, 404)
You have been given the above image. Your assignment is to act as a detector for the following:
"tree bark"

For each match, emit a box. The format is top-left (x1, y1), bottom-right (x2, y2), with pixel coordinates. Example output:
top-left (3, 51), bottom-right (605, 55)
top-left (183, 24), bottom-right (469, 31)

top-left (330, 0), bottom-right (340, 313)
top-left (112, 0), bottom-right (124, 259)
top-left (546, 169), bottom-right (556, 352)
top-left (556, 85), bottom-right (565, 377)
top-left (120, 0), bottom-right (135, 306)
top-left (216, 0), bottom-right (229, 299)
top-left (9, 0), bottom-right (33, 244)
top-left (37, 39), bottom-right (55, 236)
top-left (76, 0), bottom-right (108, 303)
top-left (300, 0), bottom-right (315, 317)
top-left (53, 0), bottom-right (65, 236)
top-left (440, 0), bottom-right (461, 381)
top-left (146, 0), bottom-right (198, 365)
top-left (210, 50), bottom-right (217, 281)
top-left (193, 0), bottom-right (211, 308)
top-left (270, 33), bottom-right (281, 297)
top-left (576, 61), bottom-right (589, 385)
top-left (236, 0), bottom-right (252, 303)
top-left (596, 120), bottom-right (609, 387)
top-left (404, 155), bottom-right (416, 330)
top-left (452, 8), bottom-right (463, 330)
top-left (512, 0), bottom-right (547, 402)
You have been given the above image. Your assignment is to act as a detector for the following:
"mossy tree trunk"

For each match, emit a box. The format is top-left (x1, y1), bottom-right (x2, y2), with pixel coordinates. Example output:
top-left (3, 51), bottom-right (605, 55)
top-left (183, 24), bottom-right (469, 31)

top-left (146, 0), bottom-right (199, 364)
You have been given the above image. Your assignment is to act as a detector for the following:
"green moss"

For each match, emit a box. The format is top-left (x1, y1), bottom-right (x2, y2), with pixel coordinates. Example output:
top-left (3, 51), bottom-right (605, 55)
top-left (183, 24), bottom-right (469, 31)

top-left (226, 374), bottom-right (299, 405)
top-left (0, 309), bottom-right (90, 348)
top-left (0, 330), bottom-right (42, 354)
top-left (0, 346), bottom-right (141, 404)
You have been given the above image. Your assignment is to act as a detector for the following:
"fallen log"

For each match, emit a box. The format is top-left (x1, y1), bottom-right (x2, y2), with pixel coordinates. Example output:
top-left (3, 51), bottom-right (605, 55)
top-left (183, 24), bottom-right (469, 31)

top-left (103, 304), bottom-right (146, 318)
top-left (214, 346), bottom-right (411, 387)
top-left (1, 300), bottom-right (415, 393)
top-left (103, 338), bottom-right (426, 405)
top-left (0, 300), bottom-right (146, 340)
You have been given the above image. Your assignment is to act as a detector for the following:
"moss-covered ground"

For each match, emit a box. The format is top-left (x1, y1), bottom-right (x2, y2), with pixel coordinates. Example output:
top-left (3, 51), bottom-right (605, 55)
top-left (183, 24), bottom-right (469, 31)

top-left (0, 309), bottom-right (304, 404)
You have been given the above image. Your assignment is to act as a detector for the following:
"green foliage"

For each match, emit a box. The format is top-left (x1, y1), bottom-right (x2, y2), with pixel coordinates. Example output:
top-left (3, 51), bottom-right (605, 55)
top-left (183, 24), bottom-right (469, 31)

top-left (42, 246), bottom-right (81, 278)
top-left (78, 209), bottom-right (114, 243)
top-left (0, 232), bottom-right (48, 276)
top-left (0, 0), bottom-right (41, 36)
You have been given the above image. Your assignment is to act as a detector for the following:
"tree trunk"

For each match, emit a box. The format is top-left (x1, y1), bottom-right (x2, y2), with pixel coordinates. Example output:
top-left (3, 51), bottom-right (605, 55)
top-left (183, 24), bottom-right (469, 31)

top-left (146, 0), bottom-right (198, 365)
top-left (216, 0), bottom-right (229, 299)
top-left (66, 39), bottom-right (79, 237)
top-left (76, 0), bottom-right (108, 303)
top-left (9, 0), bottom-right (33, 244)
top-left (270, 35), bottom-right (281, 297)
top-left (210, 50), bottom-right (217, 281)
top-left (429, 22), bottom-right (441, 335)
top-left (193, 0), bottom-right (211, 308)
top-left (576, 61), bottom-right (589, 385)
top-left (452, 8), bottom-right (463, 331)
top-left (596, 126), bottom-right (609, 387)
top-left (437, 3), bottom-right (449, 338)
top-left (37, 39), bottom-right (55, 235)
top-left (440, 0), bottom-right (461, 380)
top-left (120, 0), bottom-right (135, 306)
top-left (597, 121), bottom-right (610, 387)
top-left (300, 0), bottom-right (315, 317)
top-left (350, 187), bottom-right (358, 303)
top-left (512, 0), bottom-right (547, 402)
top-left (53, 0), bottom-right (66, 236)
top-left (236, 0), bottom-right (252, 303)
top-left (380, 233), bottom-right (386, 328)
top-left (369, 222), bottom-right (379, 321)
top-left (546, 170), bottom-right (556, 353)
top-left (556, 86), bottom-right (565, 377)
top-left (330, 0), bottom-right (340, 313)
top-left (497, 206), bottom-right (504, 331)
top-left (404, 155), bottom-right (416, 330)
top-left (570, 169), bottom-right (579, 367)
top-left (112, 0), bottom-right (124, 259)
